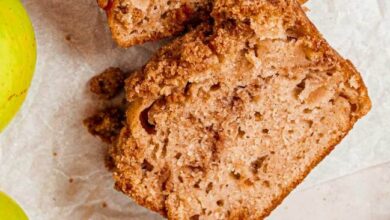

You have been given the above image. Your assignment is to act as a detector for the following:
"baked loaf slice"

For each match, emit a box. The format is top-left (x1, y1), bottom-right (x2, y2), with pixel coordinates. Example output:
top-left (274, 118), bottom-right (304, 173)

top-left (97, 0), bottom-right (213, 47)
top-left (110, 0), bottom-right (371, 219)
top-left (97, 0), bottom-right (308, 47)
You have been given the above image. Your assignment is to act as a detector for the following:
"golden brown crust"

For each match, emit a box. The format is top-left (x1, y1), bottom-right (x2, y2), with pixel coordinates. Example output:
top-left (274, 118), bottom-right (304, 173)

top-left (109, 0), bottom-right (371, 219)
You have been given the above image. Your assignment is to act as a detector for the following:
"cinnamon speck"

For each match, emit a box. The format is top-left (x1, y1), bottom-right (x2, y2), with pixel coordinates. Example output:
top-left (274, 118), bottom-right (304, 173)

top-left (69, 178), bottom-right (74, 183)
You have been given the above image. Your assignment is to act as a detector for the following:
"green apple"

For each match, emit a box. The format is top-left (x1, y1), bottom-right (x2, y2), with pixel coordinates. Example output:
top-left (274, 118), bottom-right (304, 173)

top-left (0, 191), bottom-right (28, 220)
top-left (0, 0), bottom-right (36, 132)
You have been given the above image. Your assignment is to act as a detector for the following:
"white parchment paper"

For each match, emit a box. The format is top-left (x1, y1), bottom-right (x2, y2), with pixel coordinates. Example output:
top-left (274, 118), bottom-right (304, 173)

top-left (0, 0), bottom-right (389, 219)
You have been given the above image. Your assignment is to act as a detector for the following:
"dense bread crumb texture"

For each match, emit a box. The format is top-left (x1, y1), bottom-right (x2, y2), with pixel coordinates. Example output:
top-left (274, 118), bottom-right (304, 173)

top-left (109, 0), bottom-right (371, 219)
top-left (98, 0), bottom-right (213, 47)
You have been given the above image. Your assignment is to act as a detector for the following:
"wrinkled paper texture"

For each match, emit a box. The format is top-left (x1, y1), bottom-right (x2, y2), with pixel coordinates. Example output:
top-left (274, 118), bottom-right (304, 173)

top-left (0, 0), bottom-right (389, 219)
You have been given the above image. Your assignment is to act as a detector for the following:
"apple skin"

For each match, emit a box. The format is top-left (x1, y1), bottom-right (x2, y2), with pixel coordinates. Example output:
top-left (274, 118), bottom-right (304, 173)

top-left (0, 0), bottom-right (37, 132)
top-left (0, 191), bottom-right (28, 220)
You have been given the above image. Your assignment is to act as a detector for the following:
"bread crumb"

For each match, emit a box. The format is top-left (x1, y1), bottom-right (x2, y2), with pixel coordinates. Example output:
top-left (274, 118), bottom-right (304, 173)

top-left (89, 67), bottom-right (126, 100)
top-left (83, 107), bottom-right (125, 144)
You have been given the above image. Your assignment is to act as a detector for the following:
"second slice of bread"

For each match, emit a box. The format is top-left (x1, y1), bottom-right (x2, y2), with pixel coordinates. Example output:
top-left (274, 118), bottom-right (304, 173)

top-left (98, 0), bottom-right (212, 47)
top-left (98, 0), bottom-right (308, 47)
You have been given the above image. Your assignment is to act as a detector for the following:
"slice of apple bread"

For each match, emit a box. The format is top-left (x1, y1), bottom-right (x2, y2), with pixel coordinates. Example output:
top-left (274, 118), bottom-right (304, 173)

top-left (109, 0), bottom-right (371, 219)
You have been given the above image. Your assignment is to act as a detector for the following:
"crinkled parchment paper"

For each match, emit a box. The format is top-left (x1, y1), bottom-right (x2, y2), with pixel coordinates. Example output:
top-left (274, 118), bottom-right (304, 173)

top-left (0, 0), bottom-right (389, 219)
